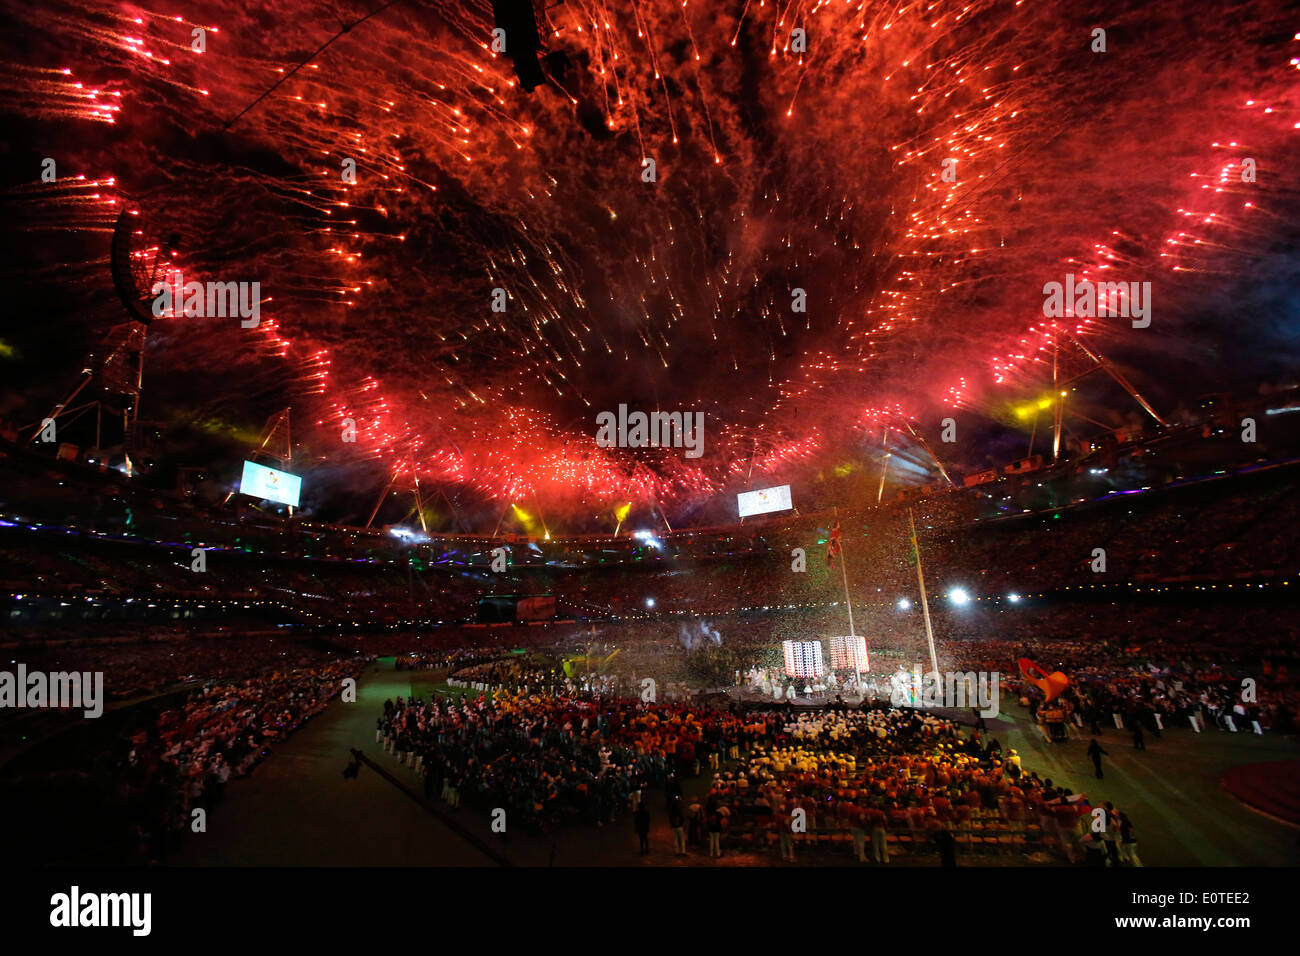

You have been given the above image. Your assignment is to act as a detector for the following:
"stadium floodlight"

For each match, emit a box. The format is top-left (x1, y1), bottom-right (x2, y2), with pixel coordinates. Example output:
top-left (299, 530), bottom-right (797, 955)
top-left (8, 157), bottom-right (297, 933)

top-left (1008, 592), bottom-right (1021, 603)
top-left (897, 598), bottom-right (912, 610)
top-left (645, 597), bottom-right (656, 608)
top-left (948, 587), bottom-right (971, 606)
top-left (633, 529), bottom-right (663, 550)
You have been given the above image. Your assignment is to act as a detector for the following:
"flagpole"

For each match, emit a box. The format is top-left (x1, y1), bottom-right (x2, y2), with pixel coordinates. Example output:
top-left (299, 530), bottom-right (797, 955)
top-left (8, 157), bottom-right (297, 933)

top-left (838, 546), bottom-right (861, 688)
top-left (832, 518), bottom-right (862, 692)
top-left (908, 508), bottom-right (941, 679)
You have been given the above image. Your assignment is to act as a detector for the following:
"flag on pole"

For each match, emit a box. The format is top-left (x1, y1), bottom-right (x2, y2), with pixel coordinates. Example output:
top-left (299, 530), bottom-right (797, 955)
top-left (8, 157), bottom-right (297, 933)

top-left (826, 521), bottom-right (843, 566)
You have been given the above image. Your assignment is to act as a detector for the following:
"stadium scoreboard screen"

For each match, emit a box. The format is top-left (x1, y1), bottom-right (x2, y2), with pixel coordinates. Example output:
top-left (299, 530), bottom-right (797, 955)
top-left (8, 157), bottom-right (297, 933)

top-left (737, 484), bottom-right (793, 518)
top-left (239, 460), bottom-right (302, 508)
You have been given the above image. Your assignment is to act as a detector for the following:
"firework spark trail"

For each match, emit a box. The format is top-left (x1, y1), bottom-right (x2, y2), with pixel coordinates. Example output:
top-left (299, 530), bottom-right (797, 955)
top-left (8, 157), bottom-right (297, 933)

top-left (1, 0), bottom-right (1296, 520)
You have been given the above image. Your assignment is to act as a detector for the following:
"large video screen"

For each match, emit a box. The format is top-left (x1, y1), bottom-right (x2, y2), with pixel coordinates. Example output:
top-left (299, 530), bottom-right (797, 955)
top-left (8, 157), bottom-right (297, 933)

top-left (737, 484), bottom-right (792, 518)
top-left (239, 460), bottom-right (302, 508)
top-left (516, 595), bottom-right (557, 622)
top-left (477, 595), bottom-right (558, 623)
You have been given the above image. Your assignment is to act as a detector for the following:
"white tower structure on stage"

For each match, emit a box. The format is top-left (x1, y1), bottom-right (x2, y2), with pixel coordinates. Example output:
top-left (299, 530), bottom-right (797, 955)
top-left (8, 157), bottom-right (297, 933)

top-left (828, 635), bottom-right (869, 672)
top-left (782, 640), bottom-right (826, 679)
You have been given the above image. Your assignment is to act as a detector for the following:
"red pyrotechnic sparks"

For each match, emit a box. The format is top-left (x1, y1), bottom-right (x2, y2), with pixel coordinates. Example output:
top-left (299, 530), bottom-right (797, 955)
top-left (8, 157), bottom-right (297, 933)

top-left (4, 0), bottom-right (1298, 519)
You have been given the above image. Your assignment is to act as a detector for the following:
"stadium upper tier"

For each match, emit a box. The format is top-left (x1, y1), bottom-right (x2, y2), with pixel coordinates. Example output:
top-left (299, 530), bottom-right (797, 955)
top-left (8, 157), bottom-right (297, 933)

top-left (4, 429), bottom-right (1299, 635)
top-left (3, 401), bottom-right (1299, 569)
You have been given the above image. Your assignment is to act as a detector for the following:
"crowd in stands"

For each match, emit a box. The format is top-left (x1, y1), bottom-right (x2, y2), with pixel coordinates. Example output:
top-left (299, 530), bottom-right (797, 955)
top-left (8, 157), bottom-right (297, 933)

top-left (7, 444), bottom-right (1300, 637)
top-left (511, 467), bottom-right (1300, 622)
top-left (0, 528), bottom-right (475, 628)
top-left (90, 659), bottom-right (365, 862)
top-left (6, 636), bottom-right (350, 703)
